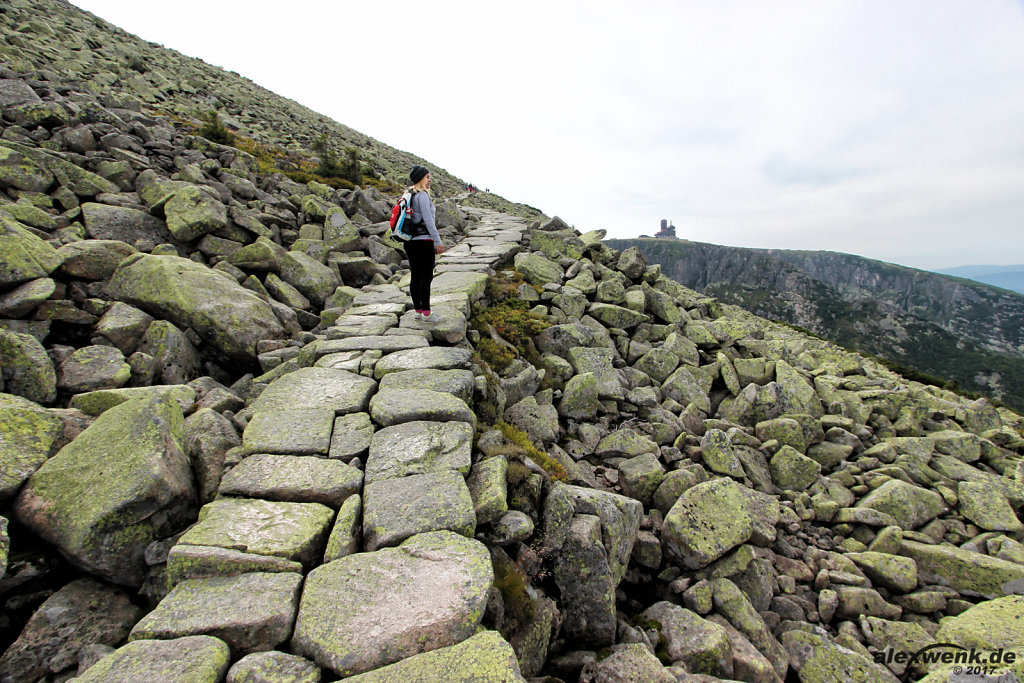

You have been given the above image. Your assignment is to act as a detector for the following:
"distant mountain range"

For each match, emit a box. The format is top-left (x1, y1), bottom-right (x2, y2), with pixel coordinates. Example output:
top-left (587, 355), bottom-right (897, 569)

top-left (606, 239), bottom-right (1024, 411)
top-left (935, 265), bottom-right (1024, 295)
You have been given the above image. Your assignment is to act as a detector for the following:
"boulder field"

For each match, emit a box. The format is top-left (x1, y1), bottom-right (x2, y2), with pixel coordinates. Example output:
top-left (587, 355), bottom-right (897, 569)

top-left (0, 4), bottom-right (1023, 682)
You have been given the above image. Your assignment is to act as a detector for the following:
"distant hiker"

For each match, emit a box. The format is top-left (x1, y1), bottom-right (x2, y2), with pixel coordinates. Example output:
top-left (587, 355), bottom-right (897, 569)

top-left (405, 165), bottom-right (445, 321)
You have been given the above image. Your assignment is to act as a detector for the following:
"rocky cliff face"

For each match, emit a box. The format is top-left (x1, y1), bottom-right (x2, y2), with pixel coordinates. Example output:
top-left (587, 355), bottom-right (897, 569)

top-left (1, 2), bottom-right (1024, 682)
top-left (608, 238), bottom-right (1024, 411)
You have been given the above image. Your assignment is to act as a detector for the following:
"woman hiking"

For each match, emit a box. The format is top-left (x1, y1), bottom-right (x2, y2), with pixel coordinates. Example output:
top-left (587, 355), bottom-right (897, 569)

top-left (404, 165), bottom-right (445, 321)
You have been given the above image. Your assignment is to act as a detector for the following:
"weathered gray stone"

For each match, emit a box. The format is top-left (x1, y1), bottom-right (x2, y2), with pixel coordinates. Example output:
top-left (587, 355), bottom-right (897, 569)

top-left (165, 545), bottom-right (303, 588)
top-left (0, 401), bottom-right (61, 503)
top-left (362, 471), bottom-right (476, 550)
top-left (365, 420), bottom-right (473, 484)
top-left (13, 394), bottom-right (194, 585)
top-left (291, 531), bottom-right (492, 677)
top-left (242, 409), bottom-right (334, 455)
top-left (562, 485), bottom-right (643, 584)
top-left (323, 495), bottom-right (361, 563)
top-left (329, 412), bottom-right (373, 461)
top-left (226, 651), bottom-right (321, 683)
top-left (219, 454), bottom-right (362, 506)
top-left (0, 578), bottom-right (142, 682)
top-left (640, 601), bottom-right (732, 677)
top-left (177, 498), bottom-right (334, 569)
top-left (0, 328), bottom-right (56, 404)
top-left (108, 254), bottom-right (286, 363)
top-left (57, 345), bottom-right (131, 393)
top-left (74, 636), bottom-right (230, 683)
top-left (554, 514), bottom-right (617, 648)
top-left (251, 367), bottom-right (376, 415)
top-left (662, 478), bottom-right (754, 570)
top-left (373, 347), bottom-right (474, 378)
top-left (130, 572), bottom-right (301, 655)
top-left (857, 479), bottom-right (947, 530)
top-left (369, 389), bottom-right (476, 428)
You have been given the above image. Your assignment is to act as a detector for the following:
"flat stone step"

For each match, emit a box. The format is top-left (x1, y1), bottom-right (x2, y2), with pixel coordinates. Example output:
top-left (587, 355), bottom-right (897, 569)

top-left (129, 572), bottom-right (302, 656)
top-left (178, 498), bottom-right (334, 568)
top-left (290, 531), bottom-right (492, 677)
top-left (363, 472), bottom-right (476, 550)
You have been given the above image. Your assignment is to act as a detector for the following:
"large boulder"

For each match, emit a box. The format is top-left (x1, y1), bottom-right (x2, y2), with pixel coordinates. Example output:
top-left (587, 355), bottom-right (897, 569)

top-left (291, 531), bottom-right (492, 678)
top-left (662, 478), bottom-right (755, 570)
top-left (13, 394), bottom-right (196, 585)
top-left (107, 254), bottom-right (286, 363)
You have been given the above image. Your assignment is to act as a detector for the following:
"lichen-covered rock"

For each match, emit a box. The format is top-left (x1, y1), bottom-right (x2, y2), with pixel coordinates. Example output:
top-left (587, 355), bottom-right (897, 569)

top-left (595, 428), bottom-right (659, 459)
top-left (291, 531), bottom-right (493, 678)
top-left (579, 643), bottom-right (675, 683)
top-left (0, 212), bottom-right (62, 287)
top-left (74, 636), bottom-right (230, 683)
top-left (369, 388), bottom-right (476, 428)
top-left (226, 651), bottom-right (322, 683)
top-left (322, 495), bottom-right (361, 563)
top-left (342, 631), bottom-right (524, 683)
top-left (177, 498), bottom-right (334, 569)
top-left (165, 545), bottom-right (303, 588)
top-left (514, 251), bottom-right (564, 286)
top-left (562, 485), bottom-right (643, 584)
top-left (662, 365), bottom-right (712, 413)
top-left (164, 185), bottom-right (227, 241)
top-left (554, 514), bottom-right (617, 648)
top-left (68, 384), bottom-right (196, 416)
top-left (847, 551), bottom-right (918, 593)
top-left (93, 302), bottom-right (154, 354)
top-left (57, 345), bottom-right (131, 393)
top-left (280, 250), bottom-right (340, 307)
top-left (219, 454), bottom-right (362, 506)
top-left (56, 239), bottom-right (136, 280)
top-left (467, 456), bottom-right (509, 525)
top-left (378, 368), bottom-right (475, 404)
top-left (504, 396), bottom-right (560, 445)
top-left (81, 202), bottom-right (177, 250)
top-left (530, 228), bottom-right (584, 261)
top-left (362, 471), bottom-right (476, 550)
top-left (558, 372), bottom-right (602, 419)
top-left (857, 479), bottom-right (947, 530)
top-left (372, 346), bottom-right (474, 379)
top-left (782, 630), bottom-right (898, 683)
top-left (184, 407), bottom-right (240, 504)
top-left (640, 601), bottom-right (732, 677)
top-left (587, 302), bottom-right (647, 329)
top-left (769, 445), bottom-right (821, 490)
top-left (0, 400), bottom-right (62, 502)
top-left (711, 578), bottom-right (788, 679)
top-left (365, 420), bottom-right (473, 484)
top-left (701, 428), bottom-right (745, 477)
top-left (108, 254), bottom-right (286, 363)
top-left (242, 408), bottom-right (334, 456)
top-left (617, 453), bottom-right (666, 507)
top-left (253, 366), bottom-right (377, 414)
top-left (934, 595), bottom-right (1024, 654)
top-left (0, 327), bottom-right (56, 404)
top-left (129, 572), bottom-right (302, 655)
top-left (662, 478), bottom-right (754, 570)
top-left (900, 539), bottom-right (1024, 599)
top-left (957, 481), bottom-right (1024, 533)
top-left (13, 394), bottom-right (195, 585)
top-left (0, 578), bottom-right (142, 682)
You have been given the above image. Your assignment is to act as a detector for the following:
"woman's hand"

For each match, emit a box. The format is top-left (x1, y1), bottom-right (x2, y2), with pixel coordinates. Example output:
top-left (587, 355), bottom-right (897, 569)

top-left (435, 242), bottom-right (445, 255)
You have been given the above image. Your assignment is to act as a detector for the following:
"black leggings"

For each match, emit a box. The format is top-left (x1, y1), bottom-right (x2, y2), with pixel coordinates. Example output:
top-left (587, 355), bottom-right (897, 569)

top-left (404, 239), bottom-right (436, 311)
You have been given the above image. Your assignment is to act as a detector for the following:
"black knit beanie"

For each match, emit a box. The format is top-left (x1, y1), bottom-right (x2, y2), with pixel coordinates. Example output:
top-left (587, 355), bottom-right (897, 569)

top-left (410, 165), bottom-right (429, 184)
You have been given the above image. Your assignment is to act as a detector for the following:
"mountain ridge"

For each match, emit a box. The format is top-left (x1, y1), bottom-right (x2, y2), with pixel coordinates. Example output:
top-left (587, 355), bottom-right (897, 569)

top-left (606, 237), bottom-right (1024, 411)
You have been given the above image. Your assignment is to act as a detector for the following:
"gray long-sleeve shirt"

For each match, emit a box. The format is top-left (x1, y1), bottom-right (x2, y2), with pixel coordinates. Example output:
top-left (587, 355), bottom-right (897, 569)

top-left (409, 190), bottom-right (441, 245)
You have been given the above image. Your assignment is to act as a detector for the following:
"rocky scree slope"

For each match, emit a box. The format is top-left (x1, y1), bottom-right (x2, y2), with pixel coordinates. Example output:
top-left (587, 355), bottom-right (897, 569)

top-left (0, 4), bottom-right (1022, 683)
top-left (608, 238), bottom-right (1024, 413)
top-left (0, 0), bottom-right (472, 197)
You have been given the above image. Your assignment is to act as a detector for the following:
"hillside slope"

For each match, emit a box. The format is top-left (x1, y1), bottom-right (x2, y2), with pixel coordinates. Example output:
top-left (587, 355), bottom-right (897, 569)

top-left (607, 238), bottom-right (1024, 411)
top-left (1, 2), bottom-right (1024, 682)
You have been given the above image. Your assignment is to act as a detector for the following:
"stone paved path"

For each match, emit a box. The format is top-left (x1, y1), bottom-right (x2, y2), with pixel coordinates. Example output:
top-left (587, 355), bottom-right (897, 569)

top-left (83, 209), bottom-right (533, 681)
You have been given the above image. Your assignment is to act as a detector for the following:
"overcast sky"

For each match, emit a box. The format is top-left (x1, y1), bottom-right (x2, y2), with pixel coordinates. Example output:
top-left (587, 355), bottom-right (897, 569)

top-left (71, 1), bottom-right (1024, 270)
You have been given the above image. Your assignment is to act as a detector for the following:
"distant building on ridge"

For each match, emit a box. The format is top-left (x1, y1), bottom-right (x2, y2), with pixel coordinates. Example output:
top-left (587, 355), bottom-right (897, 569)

top-left (654, 219), bottom-right (677, 239)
